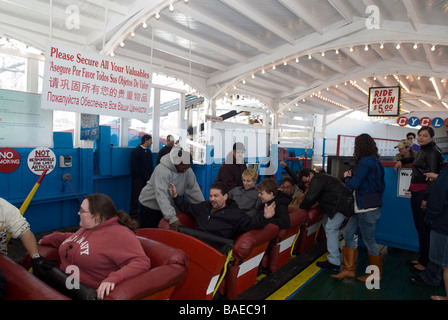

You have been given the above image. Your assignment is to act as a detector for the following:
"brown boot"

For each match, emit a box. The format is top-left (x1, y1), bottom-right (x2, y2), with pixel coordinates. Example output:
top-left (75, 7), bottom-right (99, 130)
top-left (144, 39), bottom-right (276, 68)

top-left (357, 254), bottom-right (382, 282)
top-left (331, 247), bottom-right (356, 279)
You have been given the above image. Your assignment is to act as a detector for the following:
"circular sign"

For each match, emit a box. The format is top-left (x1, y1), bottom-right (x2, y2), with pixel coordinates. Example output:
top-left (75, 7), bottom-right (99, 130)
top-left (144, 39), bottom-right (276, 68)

top-left (397, 116), bottom-right (408, 126)
top-left (408, 116), bottom-right (420, 127)
top-left (27, 147), bottom-right (56, 175)
top-left (0, 147), bottom-right (21, 173)
top-left (420, 117), bottom-right (431, 127)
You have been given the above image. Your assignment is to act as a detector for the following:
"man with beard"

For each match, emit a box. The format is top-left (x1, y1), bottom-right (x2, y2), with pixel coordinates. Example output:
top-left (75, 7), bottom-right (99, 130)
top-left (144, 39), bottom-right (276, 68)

top-left (168, 181), bottom-right (275, 239)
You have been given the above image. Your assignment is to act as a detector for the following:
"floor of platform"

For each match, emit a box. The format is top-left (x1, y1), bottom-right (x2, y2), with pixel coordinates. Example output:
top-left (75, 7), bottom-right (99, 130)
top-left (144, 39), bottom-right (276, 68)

top-left (270, 246), bottom-right (446, 300)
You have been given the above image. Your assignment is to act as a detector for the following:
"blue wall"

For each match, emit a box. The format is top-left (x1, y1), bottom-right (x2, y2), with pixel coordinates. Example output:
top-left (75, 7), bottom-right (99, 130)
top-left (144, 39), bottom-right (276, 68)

top-left (1, 126), bottom-right (424, 253)
top-left (2, 130), bottom-right (295, 233)
top-left (1, 137), bottom-right (93, 233)
top-left (372, 163), bottom-right (419, 252)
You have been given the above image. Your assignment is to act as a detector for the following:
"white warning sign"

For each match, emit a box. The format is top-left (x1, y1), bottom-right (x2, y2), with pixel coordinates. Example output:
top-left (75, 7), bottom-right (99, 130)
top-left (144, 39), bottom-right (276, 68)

top-left (27, 147), bottom-right (56, 175)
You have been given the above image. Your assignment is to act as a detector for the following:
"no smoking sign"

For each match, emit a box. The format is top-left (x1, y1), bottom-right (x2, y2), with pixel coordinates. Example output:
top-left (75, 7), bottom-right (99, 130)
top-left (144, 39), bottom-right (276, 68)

top-left (0, 147), bottom-right (21, 173)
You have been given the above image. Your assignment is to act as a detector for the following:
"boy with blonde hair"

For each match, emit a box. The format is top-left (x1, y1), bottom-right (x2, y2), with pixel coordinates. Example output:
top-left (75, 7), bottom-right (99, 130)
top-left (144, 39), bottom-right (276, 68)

top-left (228, 169), bottom-right (261, 216)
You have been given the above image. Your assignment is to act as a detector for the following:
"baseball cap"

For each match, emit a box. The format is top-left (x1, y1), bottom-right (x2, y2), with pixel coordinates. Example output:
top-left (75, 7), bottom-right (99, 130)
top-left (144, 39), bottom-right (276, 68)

top-left (395, 139), bottom-right (411, 149)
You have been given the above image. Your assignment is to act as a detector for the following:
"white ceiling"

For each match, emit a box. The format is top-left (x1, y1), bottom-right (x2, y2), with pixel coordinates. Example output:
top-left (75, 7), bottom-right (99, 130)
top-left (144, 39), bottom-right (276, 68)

top-left (1, 0), bottom-right (448, 117)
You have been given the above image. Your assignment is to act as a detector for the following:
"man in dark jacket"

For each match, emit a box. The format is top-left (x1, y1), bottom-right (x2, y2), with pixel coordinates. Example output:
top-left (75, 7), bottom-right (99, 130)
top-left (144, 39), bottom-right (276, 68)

top-left (156, 134), bottom-right (175, 165)
top-left (214, 142), bottom-right (247, 191)
top-left (168, 182), bottom-right (275, 239)
top-left (130, 134), bottom-right (153, 219)
top-left (299, 168), bottom-right (353, 270)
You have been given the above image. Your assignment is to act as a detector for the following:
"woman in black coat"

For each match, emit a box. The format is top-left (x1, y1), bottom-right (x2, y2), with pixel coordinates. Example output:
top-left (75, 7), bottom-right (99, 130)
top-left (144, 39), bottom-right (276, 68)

top-left (408, 126), bottom-right (443, 271)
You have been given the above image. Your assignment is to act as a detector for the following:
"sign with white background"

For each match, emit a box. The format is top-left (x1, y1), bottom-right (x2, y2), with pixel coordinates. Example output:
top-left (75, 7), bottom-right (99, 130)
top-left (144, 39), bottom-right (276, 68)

top-left (41, 42), bottom-right (152, 121)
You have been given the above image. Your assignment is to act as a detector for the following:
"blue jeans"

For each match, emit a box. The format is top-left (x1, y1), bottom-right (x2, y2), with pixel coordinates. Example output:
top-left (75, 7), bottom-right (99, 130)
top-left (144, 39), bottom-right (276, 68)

top-left (343, 207), bottom-right (381, 255)
top-left (322, 213), bottom-right (346, 265)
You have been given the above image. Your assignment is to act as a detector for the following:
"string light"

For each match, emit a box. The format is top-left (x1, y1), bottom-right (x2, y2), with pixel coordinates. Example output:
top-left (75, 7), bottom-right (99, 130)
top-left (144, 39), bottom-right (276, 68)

top-left (112, 8), bottom-right (447, 108)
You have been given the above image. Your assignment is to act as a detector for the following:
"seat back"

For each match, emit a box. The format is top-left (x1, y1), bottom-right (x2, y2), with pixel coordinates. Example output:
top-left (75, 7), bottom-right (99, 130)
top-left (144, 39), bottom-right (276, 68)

top-left (137, 228), bottom-right (228, 300)
top-left (224, 223), bottom-right (279, 299)
top-left (137, 236), bottom-right (188, 268)
top-left (158, 212), bottom-right (197, 229)
top-left (294, 205), bottom-right (323, 253)
top-left (1, 253), bottom-right (70, 300)
top-left (105, 236), bottom-right (188, 300)
top-left (268, 207), bottom-right (309, 272)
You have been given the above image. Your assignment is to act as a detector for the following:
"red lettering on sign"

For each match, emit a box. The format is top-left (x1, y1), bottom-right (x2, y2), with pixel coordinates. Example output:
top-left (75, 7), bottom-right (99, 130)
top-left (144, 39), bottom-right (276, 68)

top-left (0, 148), bottom-right (21, 173)
top-left (397, 117), bottom-right (408, 126)
top-left (420, 117), bottom-right (431, 127)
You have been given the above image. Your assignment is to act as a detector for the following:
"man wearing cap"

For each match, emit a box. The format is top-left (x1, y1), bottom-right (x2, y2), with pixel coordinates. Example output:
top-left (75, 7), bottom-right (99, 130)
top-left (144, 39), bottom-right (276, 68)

top-left (393, 139), bottom-right (415, 173)
top-left (130, 134), bottom-right (154, 220)
top-left (407, 132), bottom-right (420, 152)
top-left (139, 147), bottom-right (205, 230)
top-left (156, 134), bottom-right (175, 165)
top-left (214, 142), bottom-right (247, 191)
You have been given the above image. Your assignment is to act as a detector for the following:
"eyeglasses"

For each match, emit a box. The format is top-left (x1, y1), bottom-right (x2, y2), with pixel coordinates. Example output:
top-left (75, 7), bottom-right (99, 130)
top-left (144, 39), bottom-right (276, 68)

top-left (79, 207), bottom-right (90, 214)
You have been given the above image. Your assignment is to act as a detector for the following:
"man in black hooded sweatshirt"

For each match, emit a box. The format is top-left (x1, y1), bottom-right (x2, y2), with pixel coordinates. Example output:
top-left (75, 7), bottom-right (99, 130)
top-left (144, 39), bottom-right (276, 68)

top-left (168, 181), bottom-right (275, 239)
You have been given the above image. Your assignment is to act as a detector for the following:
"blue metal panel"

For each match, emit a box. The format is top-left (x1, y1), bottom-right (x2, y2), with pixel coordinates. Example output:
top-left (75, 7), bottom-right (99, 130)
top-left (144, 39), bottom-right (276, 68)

top-left (373, 164), bottom-right (419, 252)
top-left (97, 126), bottom-right (111, 176)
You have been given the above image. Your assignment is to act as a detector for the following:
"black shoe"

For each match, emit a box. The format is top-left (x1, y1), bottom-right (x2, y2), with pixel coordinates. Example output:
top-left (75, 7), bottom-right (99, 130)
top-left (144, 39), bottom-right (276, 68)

top-left (316, 260), bottom-right (340, 271)
top-left (409, 274), bottom-right (428, 287)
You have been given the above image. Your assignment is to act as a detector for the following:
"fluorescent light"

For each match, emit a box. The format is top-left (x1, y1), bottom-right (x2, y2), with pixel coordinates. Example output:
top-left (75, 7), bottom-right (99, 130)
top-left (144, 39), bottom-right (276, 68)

top-left (419, 99), bottom-right (432, 107)
top-left (430, 77), bottom-right (442, 100)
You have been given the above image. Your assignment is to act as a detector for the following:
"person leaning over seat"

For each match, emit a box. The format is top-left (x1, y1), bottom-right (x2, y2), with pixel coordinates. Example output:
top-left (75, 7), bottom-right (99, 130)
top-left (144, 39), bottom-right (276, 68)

top-left (298, 168), bottom-right (353, 271)
top-left (139, 147), bottom-right (205, 230)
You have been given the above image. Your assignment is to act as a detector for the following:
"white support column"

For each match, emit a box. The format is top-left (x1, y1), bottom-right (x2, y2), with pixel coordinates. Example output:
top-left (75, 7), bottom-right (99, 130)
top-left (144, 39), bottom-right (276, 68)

top-left (178, 92), bottom-right (187, 149)
top-left (26, 58), bottom-right (39, 94)
top-left (152, 88), bottom-right (161, 153)
top-left (120, 118), bottom-right (129, 147)
top-left (205, 98), bottom-right (215, 165)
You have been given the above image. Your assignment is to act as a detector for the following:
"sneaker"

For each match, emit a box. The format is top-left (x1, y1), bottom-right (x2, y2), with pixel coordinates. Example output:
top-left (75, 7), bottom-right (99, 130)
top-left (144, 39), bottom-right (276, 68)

top-left (316, 260), bottom-right (340, 270)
